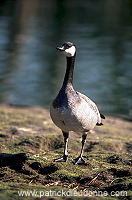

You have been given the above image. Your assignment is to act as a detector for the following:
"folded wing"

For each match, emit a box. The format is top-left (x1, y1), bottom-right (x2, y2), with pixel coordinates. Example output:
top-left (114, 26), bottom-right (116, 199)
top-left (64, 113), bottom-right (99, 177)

top-left (76, 91), bottom-right (105, 126)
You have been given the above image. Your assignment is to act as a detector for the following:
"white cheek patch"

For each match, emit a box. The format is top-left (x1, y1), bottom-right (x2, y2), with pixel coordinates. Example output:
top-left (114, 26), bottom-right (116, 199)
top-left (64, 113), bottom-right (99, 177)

top-left (63, 46), bottom-right (76, 57)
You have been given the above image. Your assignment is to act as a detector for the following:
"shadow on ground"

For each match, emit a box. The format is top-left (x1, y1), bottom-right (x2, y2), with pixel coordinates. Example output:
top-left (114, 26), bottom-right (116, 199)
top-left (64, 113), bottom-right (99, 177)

top-left (0, 105), bottom-right (132, 200)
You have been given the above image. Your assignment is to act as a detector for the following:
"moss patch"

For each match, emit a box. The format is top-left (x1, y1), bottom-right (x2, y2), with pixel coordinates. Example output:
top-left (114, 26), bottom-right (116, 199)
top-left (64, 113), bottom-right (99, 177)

top-left (0, 104), bottom-right (132, 200)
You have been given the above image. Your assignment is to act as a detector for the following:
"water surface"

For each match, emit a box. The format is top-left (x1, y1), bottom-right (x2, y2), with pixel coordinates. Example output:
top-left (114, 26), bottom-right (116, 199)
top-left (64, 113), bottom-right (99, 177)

top-left (0, 0), bottom-right (132, 117)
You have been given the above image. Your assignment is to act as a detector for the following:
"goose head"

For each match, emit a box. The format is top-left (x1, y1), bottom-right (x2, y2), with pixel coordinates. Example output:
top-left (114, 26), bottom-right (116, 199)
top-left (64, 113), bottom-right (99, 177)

top-left (56, 42), bottom-right (76, 57)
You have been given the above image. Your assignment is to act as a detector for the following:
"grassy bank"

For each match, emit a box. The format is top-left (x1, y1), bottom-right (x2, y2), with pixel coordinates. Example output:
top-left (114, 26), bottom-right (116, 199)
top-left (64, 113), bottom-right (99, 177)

top-left (0, 104), bottom-right (132, 200)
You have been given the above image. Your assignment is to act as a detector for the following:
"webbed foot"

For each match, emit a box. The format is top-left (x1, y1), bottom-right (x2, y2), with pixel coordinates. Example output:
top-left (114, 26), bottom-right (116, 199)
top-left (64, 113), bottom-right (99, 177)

top-left (72, 156), bottom-right (85, 164)
top-left (54, 155), bottom-right (68, 162)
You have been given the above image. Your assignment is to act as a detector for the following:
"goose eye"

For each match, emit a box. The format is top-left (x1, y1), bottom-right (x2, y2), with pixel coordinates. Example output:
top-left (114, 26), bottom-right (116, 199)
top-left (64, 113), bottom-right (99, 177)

top-left (65, 44), bottom-right (70, 48)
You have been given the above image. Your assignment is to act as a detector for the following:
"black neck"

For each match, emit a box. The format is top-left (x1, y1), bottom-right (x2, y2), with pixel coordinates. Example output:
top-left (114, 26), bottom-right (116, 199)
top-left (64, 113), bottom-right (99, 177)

top-left (62, 53), bottom-right (76, 87)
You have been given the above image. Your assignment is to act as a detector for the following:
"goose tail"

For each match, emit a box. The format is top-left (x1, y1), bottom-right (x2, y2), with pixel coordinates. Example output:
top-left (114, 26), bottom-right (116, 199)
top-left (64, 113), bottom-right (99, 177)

top-left (100, 113), bottom-right (105, 119)
top-left (96, 113), bottom-right (105, 126)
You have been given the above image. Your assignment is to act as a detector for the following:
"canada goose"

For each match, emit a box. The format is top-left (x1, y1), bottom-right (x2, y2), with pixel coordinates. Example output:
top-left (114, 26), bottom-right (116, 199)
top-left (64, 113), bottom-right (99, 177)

top-left (50, 42), bottom-right (105, 164)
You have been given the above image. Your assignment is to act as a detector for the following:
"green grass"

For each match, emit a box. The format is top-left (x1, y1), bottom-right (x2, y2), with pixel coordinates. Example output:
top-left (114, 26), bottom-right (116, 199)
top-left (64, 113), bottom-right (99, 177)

top-left (0, 105), bottom-right (132, 200)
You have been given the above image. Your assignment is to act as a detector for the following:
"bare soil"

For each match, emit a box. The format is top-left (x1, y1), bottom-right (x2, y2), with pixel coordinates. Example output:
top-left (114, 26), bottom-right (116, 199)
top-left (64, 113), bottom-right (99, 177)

top-left (0, 104), bottom-right (132, 200)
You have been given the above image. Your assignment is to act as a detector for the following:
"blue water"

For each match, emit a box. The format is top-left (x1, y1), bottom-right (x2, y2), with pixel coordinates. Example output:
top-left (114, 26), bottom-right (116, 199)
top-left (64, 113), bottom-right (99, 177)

top-left (0, 0), bottom-right (132, 117)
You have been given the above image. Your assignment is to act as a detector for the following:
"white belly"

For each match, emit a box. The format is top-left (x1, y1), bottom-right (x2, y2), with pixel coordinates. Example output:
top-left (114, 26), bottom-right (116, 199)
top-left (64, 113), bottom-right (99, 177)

top-left (50, 99), bottom-right (98, 132)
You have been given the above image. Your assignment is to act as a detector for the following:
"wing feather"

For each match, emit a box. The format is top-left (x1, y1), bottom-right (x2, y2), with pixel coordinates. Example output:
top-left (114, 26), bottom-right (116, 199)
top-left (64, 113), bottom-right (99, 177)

top-left (76, 91), bottom-right (105, 125)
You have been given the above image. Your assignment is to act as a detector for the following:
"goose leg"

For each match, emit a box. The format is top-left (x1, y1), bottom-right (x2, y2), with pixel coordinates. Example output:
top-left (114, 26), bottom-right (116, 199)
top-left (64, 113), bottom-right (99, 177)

top-left (72, 132), bottom-right (87, 164)
top-left (54, 131), bottom-right (69, 162)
